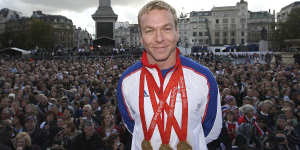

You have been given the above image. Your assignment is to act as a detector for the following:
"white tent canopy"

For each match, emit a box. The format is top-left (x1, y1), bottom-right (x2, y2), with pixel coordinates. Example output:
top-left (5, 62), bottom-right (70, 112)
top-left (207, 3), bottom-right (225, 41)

top-left (10, 47), bottom-right (31, 55)
top-left (0, 47), bottom-right (31, 55)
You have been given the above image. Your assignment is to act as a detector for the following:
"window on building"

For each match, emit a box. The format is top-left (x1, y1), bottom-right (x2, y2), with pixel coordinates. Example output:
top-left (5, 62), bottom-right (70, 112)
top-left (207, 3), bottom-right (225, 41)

top-left (240, 18), bottom-right (246, 23)
top-left (215, 39), bottom-right (220, 45)
top-left (231, 38), bottom-right (235, 44)
top-left (216, 19), bottom-right (219, 24)
top-left (241, 24), bottom-right (245, 29)
top-left (223, 39), bottom-right (228, 45)
top-left (231, 31), bottom-right (235, 36)
top-left (193, 32), bottom-right (197, 36)
top-left (223, 32), bottom-right (227, 37)
top-left (199, 32), bottom-right (203, 36)
top-left (223, 24), bottom-right (228, 30)
top-left (199, 39), bottom-right (203, 43)
top-left (241, 39), bottom-right (245, 44)
top-left (205, 32), bottom-right (209, 36)
top-left (206, 39), bottom-right (209, 44)
top-left (231, 18), bottom-right (235, 23)
top-left (241, 32), bottom-right (245, 36)
top-left (215, 32), bottom-right (220, 37)
top-left (231, 24), bottom-right (236, 29)
top-left (223, 18), bottom-right (228, 24)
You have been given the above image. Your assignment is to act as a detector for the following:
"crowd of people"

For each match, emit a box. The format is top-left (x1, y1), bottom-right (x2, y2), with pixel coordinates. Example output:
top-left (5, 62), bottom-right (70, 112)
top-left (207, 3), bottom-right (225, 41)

top-left (0, 51), bottom-right (299, 150)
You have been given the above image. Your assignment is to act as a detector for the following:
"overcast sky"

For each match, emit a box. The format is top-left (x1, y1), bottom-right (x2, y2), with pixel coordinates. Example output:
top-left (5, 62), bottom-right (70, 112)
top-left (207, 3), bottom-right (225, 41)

top-left (0, 0), bottom-right (297, 35)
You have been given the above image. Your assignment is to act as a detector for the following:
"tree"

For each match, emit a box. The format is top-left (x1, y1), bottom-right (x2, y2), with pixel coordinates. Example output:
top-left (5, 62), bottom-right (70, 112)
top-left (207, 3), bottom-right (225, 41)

top-left (0, 18), bottom-right (56, 49)
top-left (29, 19), bottom-right (56, 49)
top-left (275, 7), bottom-right (300, 48)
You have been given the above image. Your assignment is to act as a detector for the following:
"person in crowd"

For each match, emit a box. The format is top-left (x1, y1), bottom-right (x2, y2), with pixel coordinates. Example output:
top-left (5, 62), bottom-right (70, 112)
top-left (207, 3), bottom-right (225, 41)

top-left (0, 120), bottom-right (14, 150)
top-left (76, 104), bottom-right (99, 130)
top-left (70, 120), bottom-right (104, 150)
top-left (1, 107), bottom-right (13, 121)
top-left (12, 114), bottom-right (25, 136)
top-left (98, 111), bottom-right (119, 149)
top-left (62, 107), bottom-right (74, 123)
top-left (238, 104), bottom-right (256, 125)
top-left (51, 122), bottom-right (77, 150)
top-left (23, 115), bottom-right (47, 150)
top-left (14, 132), bottom-right (37, 150)
top-left (282, 106), bottom-right (298, 127)
top-left (225, 111), bottom-right (239, 144)
top-left (257, 100), bottom-right (274, 128)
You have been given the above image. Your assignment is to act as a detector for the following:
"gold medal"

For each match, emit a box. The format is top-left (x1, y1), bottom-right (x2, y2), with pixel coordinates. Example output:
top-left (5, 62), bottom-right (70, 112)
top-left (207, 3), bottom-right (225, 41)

top-left (177, 141), bottom-right (192, 150)
top-left (159, 144), bottom-right (173, 150)
top-left (142, 139), bottom-right (153, 150)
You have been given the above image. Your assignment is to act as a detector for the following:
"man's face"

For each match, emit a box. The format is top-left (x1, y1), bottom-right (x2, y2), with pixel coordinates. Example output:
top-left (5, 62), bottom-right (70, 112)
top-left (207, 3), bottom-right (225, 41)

top-left (82, 107), bottom-right (91, 117)
top-left (63, 109), bottom-right (71, 119)
top-left (83, 124), bottom-right (94, 137)
top-left (25, 119), bottom-right (36, 132)
top-left (140, 9), bottom-right (179, 63)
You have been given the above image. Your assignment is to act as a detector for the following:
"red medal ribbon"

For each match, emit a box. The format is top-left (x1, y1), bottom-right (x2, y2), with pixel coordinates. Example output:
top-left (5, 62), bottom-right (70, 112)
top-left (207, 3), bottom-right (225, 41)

top-left (139, 48), bottom-right (189, 145)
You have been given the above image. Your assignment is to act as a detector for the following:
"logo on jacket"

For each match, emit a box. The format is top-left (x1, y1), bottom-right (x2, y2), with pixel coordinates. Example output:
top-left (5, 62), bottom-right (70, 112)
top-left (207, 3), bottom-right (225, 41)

top-left (144, 90), bottom-right (149, 97)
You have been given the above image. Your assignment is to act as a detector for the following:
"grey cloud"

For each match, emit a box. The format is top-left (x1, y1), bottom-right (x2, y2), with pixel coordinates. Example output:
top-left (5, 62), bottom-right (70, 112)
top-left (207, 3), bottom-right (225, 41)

top-left (18, 0), bottom-right (146, 12)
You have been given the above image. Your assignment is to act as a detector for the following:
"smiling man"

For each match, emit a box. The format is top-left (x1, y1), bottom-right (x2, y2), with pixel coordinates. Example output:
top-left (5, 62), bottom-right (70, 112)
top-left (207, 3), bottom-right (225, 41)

top-left (117, 1), bottom-right (222, 150)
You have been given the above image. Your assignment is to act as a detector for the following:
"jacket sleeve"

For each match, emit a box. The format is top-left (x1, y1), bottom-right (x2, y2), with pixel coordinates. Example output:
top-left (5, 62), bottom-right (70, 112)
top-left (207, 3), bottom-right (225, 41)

top-left (200, 72), bottom-right (223, 144)
top-left (117, 77), bottom-right (135, 134)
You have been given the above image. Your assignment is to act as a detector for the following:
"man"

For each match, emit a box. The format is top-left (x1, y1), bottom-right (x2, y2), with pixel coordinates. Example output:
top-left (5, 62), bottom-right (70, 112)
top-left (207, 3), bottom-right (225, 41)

top-left (24, 114), bottom-right (48, 149)
top-left (70, 120), bottom-right (104, 150)
top-left (117, 1), bottom-right (222, 150)
top-left (0, 120), bottom-right (14, 150)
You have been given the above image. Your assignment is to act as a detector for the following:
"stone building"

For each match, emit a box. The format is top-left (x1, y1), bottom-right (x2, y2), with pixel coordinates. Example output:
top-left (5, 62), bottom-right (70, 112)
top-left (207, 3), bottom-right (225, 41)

top-left (247, 11), bottom-right (275, 45)
top-left (178, 15), bottom-right (191, 48)
top-left (189, 11), bottom-right (211, 47)
top-left (115, 22), bottom-right (130, 48)
top-left (177, 0), bottom-right (275, 51)
top-left (209, 0), bottom-right (249, 46)
top-left (129, 24), bottom-right (141, 48)
top-left (73, 27), bottom-right (92, 49)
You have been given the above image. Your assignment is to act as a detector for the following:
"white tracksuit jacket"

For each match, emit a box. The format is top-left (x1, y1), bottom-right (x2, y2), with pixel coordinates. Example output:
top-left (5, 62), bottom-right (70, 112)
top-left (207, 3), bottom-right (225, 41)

top-left (117, 55), bottom-right (222, 150)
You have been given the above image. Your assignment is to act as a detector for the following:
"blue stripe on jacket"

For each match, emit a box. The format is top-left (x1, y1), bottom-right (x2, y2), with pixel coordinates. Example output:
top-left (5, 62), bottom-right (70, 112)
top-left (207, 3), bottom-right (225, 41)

top-left (117, 61), bottom-right (142, 133)
top-left (180, 56), bottom-right (219, 137)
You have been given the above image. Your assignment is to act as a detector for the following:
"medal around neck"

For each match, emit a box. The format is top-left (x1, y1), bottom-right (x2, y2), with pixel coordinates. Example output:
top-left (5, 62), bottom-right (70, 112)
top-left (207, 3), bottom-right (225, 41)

top-left (142, 139), bottom-right (153, 150)
top-left (159, 144), bottom-right (173, 150)
top-left (177, 141), bottom-right (192, 150)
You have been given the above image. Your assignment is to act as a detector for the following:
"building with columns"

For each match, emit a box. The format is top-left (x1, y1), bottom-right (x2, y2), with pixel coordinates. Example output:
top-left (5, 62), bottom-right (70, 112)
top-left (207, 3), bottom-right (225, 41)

top-left (209, 0), bottom-right (249, 46)
top-left (188, 11), bottom-right (211, 47)
top-left (129, 24), bottom-right (142, 48)
top-left (114, 0), bottom-right (275, 51)
top-left (177, 15), bottom-right (191, 48)
top-left (247, 11), bottom-right (275, 45)
top-left (114, 22), bottom-right (130, 48)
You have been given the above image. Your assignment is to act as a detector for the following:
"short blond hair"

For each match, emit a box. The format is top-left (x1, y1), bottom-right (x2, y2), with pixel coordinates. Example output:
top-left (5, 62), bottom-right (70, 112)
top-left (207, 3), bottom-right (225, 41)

top-left (15, 132), bottom-right (31, 146)
top-left (138, 0), bottom-right (177, 28)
